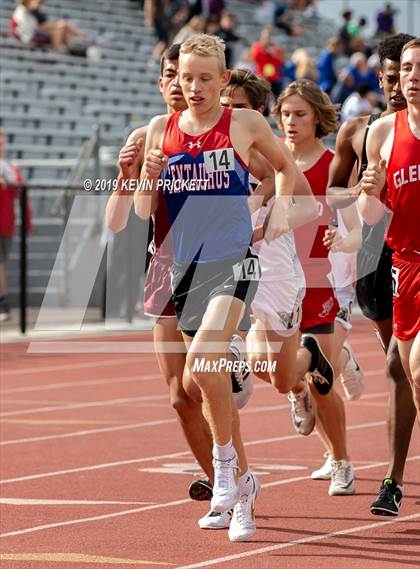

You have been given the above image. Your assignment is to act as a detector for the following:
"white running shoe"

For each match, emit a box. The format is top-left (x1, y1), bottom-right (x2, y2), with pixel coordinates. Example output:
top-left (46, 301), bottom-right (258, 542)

top-left (198, 509), bottom-right (233, 529)
top-left (340, 342), bottom-right (364, 401)
top-left (229, 473), bottom-right (260, 542)
top-left (311, 453), bottom-right (333, 480)
top-left (211, 455), bottom-right (240, 512)
top-left (328, 459), bottom-right (355, 496)
top-left (288, 379), bottom-right (316, 436)
top-left (229, 335), bottom-right (253, 410)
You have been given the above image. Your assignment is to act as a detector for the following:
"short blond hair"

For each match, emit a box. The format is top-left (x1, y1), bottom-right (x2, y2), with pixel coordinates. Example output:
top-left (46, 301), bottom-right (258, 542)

top-left (180, 34), bottom-right (226, 72)
top-left (272, 80), bottom-right (338, 138)
top-left (401, 37), bottom-right (420, 58)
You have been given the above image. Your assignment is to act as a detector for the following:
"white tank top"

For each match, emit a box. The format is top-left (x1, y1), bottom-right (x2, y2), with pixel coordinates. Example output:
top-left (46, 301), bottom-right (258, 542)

top-left (328, 210), bottom-right (356, 289)
top-left (249, 175), bottom-right (304, 284)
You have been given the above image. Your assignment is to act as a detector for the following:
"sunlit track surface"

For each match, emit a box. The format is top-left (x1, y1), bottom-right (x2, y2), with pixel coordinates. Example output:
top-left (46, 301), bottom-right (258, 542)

top-left (1, 320), bottom-right (419, 569)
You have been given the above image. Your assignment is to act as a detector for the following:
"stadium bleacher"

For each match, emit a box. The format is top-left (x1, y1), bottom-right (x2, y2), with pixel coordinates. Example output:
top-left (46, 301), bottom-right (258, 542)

top-left (0, 0), bottom-right (336, 307)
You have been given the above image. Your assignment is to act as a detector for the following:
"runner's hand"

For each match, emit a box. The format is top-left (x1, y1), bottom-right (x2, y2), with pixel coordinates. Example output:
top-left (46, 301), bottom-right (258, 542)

top-left (118, 138), bottom-right (144, 179)
top-left (361, 159), bottom-right (386, 198)
top-left (144, 149), bottom-right (168, 179)
top-left (323, 228), bottom-right (344, 252)
top-left (263, 198), bottom-right (289, 243)
top-left (252, 224), bottom-right (264, 244)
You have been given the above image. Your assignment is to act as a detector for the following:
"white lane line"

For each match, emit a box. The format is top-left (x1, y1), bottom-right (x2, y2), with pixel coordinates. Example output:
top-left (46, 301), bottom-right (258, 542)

top-left (0, 450), bottom-right (192, 485)
top-left (0, 393), bottom-right (169, 418)
top-left (245, 420), bottom-right (387, 447)
top-left (0, 391), bottom-right (388, 446)
top-left (350, 350), bottom-right (386, 357)
top-left (0, 419), bottom-right (177, 446)
top-left (0, 403), bottom-right (289, 446)
top-left (340, 336), bottom-right (378, 346)
top-left (2, 344), bottom-right (383, 379)
top-left (23, 335), bottom-right (382, 353)
top-left (1, 399), bottom-right (83, 406)
top-left (26, 341), bottom-right (161, 354)
top-left (0, 363), bottom-right (385, 397)
top-left (0, 374), bottom-right (161, 395)
top-left (0, 403), bottom-right (292, 447)
top-left (0, 403), bottom-right (293, 447)
top-left (0, 378), bottom-right (388, 419)
top-left (0, 419), bottom-right (388, 484)
top-left (175, 513), bottom-right (420, 569)
top-left (259, 455), bottom-right (420, 490)
top-left (0, 390), bottom-right (388, 446)
top-left (2, 357), bottom-right (156, 377)
top-left (1, 456), bottom-right (418, 539)
top-left (0, 498), bottom-right (190, 538)
top-left (0, 498), bottom-right (155, 506)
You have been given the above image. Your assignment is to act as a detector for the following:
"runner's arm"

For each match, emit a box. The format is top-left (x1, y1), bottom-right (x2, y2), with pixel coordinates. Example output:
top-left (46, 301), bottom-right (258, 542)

top-left (105, 126), bottom-right (146, 232)
top-left (323, 203), bottom-right (362, 253)
top-left (327, 119), bottom-right (363, 209)
top-left (248, 151), bottom-right (275, 214)
top-left (134, 116), bottom-right (168, 220)
top-left (359, 121), bottom-right (387, 226)
top-left (287, 168), bottom-right (318, 230)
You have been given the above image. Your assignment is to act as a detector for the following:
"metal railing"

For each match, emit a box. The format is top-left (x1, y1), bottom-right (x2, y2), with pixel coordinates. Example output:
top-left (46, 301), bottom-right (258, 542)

top-left (9, 124), bottom-right (125, 332)
top-left (17, 183), bottom-right (85, 333)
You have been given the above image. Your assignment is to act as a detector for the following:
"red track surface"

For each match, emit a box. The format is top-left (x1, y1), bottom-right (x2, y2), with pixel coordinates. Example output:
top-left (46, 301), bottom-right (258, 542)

top-left (1, 319), bottom-right (419, 568)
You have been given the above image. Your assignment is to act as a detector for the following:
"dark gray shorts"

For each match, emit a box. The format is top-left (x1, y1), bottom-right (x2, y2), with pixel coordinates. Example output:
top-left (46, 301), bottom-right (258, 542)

top-left (171, 250), bottom-right (259, 337)
top-left (0, 237), bottom-right (12, 263)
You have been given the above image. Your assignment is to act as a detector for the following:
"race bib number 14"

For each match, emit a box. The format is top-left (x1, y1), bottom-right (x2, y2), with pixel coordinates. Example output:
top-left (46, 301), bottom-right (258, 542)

top-left (203, 148), bottom-right (235, 172)
top-left (232, 257), bottom-right (261, 281)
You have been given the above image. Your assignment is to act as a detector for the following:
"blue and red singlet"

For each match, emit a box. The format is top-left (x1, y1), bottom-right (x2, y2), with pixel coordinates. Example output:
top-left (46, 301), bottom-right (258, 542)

top-left (161, 107), bottom-right (252, 264)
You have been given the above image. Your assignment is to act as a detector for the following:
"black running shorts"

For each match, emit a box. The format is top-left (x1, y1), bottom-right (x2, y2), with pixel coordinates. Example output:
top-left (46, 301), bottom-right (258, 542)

top-left (356, 222), bottom-right (393, 322)
top-left (171, 249), bottom-right (259, 336)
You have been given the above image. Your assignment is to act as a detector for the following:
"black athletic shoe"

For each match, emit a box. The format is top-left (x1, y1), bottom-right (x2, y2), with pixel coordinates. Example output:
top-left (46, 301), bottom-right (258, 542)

top-left (301, 333), bottom-right (334, 395)
top-left (371, 478), bottom-right (403, 516)
top-left (188, 478), bottom-right (213, 501)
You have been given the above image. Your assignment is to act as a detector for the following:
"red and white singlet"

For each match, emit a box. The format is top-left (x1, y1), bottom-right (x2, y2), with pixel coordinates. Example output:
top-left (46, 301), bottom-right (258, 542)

top-left (385, 108), bottom-right (420, 340)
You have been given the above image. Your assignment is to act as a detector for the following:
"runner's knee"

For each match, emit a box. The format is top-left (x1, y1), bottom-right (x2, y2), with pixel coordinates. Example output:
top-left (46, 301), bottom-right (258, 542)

top-left (171, 392), bottom-right (196, 422)
top-left (386, 345), bottom-right (407, 385)
top-left (186, 353), bottom-right (216, 389)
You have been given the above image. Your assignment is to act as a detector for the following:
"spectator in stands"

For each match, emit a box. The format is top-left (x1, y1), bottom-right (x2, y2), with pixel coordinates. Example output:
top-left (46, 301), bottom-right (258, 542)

top-left (251, 25), bottom-right (284, 97)
top-left (337, 9), bottom-right (354, 56)
top-left (205, 15), bottom-right (220, 35)
top-left (317, 37), bottom-right (340, 94)
top-left (202, 0), bottom-right (225, 21)
top-left (255, 1), bottom-right (302, 37)
top-left (376, 3), bottom-right (396, 37)
top-left (283, 48), bottom-right (318, 85)
top-left (145, 0), bottom-right (187, 59)
top-left (346, 51), bottom-right (380, 92)
top-left (273, 2), bottom-right (292, 35)
top-left (275, 3), bottom-right (303, 37)
top-left (282, 51), bottom-right (297, 85)
top-left (186, 0), bottom-right (203, 20)
top-left (12, 0), bottom-right (87, 53)
top-left (173, 15), bottom-right (206, 44)
top-left (0, 129), bottom-right (31, 322)
top-left (357, 16), bottom-right (369, 42)
top-left (331, 69), bottom-right (354, 105)
top-left (290, 0), bottom-right (315, 9)
top-left (216, 12), bottom-right (242, 69)
top-left (255, 0), bottom-right (276, 26)
top-left (145, 0), bottom-right (167, 59)
top-left (292, 48), bottom-right (318, 81)
top-left (331, 51), bottom-right (380, 105)
top-left (236, 48), bottom-right (255, 73)
top-left (340, 82), bottom-right (375, 122)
